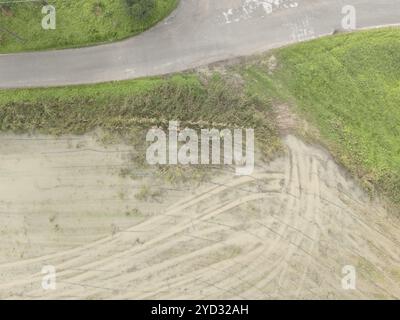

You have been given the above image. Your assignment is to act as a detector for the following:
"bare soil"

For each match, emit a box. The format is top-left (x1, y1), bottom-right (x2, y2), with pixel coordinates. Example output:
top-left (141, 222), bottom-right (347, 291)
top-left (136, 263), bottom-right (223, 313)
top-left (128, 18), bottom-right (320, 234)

top-left (0, 133), bottom-right (399, 299)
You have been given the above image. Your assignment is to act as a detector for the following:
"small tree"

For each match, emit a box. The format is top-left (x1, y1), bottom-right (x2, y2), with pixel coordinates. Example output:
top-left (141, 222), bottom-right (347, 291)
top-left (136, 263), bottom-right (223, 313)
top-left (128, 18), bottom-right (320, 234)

top-left (127, 0), bottom-right (156, 21)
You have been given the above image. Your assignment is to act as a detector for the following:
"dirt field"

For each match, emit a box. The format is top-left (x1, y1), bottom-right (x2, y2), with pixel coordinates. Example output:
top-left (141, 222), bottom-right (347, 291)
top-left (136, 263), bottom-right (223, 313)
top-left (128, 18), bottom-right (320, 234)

top-left (0, 133), bottom-right (399, 299)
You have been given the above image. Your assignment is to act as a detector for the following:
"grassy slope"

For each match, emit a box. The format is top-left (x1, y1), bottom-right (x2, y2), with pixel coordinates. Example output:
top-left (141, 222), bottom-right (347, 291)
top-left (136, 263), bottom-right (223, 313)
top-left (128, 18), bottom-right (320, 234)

top-left (245, 28), bottom-right (400, 204)
top-left (0, 0), bottom-right (178, 53)
top-left (0, 73), bottom-right (281, 159)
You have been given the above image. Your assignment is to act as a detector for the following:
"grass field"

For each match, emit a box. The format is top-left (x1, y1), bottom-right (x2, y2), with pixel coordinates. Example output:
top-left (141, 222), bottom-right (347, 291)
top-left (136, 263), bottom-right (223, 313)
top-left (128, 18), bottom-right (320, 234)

top-left (243, 28), bottom-right (400, 205)
top-left (0, 0), bottom-right (178, 53)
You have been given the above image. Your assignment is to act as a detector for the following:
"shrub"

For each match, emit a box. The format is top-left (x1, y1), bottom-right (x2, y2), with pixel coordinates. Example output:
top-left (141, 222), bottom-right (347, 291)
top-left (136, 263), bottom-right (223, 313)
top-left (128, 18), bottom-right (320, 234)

top-left (127, 0), bottom-right (156, 21)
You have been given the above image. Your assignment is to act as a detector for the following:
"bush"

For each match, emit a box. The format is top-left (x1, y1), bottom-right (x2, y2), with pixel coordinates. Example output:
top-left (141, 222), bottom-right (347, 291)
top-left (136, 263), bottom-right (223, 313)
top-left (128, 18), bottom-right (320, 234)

top-left (127, 0), bottom-right (156, 20)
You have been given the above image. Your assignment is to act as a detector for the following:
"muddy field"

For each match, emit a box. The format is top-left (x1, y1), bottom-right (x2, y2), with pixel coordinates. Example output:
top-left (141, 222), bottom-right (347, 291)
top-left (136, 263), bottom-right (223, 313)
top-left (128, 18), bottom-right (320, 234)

top-left (0, 133), bottom-right (399, 299)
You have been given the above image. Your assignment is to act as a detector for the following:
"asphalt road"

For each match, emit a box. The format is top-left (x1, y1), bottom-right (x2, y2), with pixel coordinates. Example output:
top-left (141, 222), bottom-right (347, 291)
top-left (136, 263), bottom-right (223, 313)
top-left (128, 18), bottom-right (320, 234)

top-left (0, 0), bottom-right (399, 88)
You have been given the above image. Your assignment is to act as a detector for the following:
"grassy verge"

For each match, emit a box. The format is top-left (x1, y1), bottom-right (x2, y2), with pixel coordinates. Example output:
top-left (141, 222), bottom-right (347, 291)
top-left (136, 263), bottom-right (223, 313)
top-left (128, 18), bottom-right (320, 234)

top-left (244, 28), bottom-right (400, 205)
top-left (0, 72), bottom-right (281, 179)
top-left (0, 0), bottom-right (179, 53)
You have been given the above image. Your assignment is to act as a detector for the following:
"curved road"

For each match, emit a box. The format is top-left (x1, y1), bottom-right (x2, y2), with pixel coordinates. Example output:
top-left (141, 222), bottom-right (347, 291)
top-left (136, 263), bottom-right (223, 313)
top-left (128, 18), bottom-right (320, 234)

top-left (0, 0), bottom-right (399, 88)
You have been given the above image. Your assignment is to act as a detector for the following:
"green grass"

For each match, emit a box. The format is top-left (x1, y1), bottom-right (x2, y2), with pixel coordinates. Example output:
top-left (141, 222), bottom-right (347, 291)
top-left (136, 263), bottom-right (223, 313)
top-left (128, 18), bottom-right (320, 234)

top-left (0, 0), bottom-right (178, 53)
top-left (244, 28), bottom-right (400, 205)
